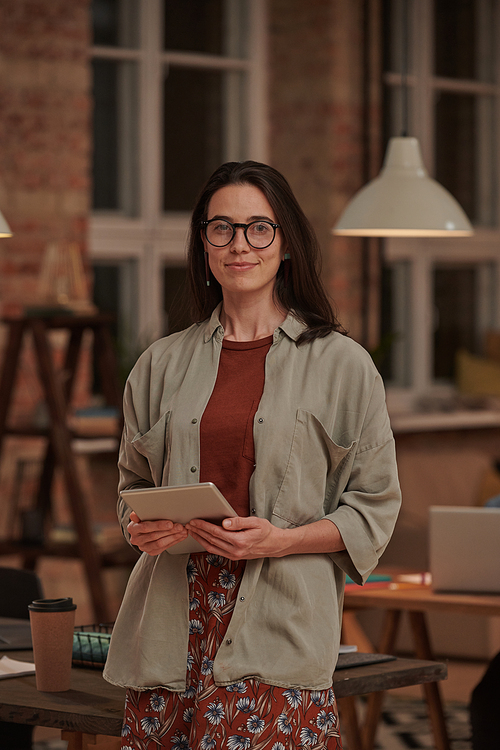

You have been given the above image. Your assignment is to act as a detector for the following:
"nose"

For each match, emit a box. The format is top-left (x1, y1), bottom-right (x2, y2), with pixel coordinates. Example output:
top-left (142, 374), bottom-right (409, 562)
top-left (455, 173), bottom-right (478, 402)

top-left (230, 226), bottom-right (249, 252)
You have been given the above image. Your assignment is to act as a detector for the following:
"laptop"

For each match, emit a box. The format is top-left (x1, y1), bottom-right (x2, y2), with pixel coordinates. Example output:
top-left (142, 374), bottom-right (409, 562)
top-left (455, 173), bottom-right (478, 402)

top-left (0, 618), bottom-right (33, 651)
top-left (429, 506), bottom-right (500, 593)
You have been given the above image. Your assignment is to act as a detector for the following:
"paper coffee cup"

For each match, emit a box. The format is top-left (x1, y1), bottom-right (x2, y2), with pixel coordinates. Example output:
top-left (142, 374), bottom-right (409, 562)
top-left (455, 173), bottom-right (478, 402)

top-left (28, 597), bottom-right (77, 692)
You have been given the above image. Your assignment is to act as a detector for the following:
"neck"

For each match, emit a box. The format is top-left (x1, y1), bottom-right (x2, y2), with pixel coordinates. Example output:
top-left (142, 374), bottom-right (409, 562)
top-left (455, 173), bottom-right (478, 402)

top-left (220, 294), bottom-right (286, 341)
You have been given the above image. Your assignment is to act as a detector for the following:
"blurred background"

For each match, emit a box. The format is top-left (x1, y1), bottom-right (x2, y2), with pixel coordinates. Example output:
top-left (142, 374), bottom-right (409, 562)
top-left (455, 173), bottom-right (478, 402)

top-left (1, 0), bottom-right (500, 723)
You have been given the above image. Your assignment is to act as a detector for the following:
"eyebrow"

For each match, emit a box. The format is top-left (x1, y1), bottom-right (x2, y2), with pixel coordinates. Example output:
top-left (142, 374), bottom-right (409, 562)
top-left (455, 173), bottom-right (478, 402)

top-left (208, 214), bottom-right (276, 223)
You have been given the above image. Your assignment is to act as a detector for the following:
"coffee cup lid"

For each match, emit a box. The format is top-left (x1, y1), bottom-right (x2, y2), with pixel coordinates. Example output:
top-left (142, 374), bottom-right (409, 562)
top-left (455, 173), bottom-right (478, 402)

top-left (28, 597), bottom-right (77, 612)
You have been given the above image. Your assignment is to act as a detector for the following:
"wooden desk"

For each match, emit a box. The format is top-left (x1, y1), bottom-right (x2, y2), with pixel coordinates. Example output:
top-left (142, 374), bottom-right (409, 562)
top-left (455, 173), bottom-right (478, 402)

top-left (0, 651), bottom-right (446, 750)
top-left (343, 583), bottom-right (500, 750)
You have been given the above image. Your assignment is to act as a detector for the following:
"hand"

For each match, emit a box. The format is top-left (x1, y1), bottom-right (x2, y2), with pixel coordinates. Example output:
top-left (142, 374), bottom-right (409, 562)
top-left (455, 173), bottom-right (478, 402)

top-left (186, 516), bottom-right (288, 560)
top-left (186, 516), bottom-right (346, 559)
top-left (127, 511), bottom-right (188, 556)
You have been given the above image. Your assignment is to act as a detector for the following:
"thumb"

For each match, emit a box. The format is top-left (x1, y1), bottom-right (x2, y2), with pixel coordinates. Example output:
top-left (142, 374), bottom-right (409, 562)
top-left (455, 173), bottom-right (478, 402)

top-left (222, 515), bottom-right (246, 529)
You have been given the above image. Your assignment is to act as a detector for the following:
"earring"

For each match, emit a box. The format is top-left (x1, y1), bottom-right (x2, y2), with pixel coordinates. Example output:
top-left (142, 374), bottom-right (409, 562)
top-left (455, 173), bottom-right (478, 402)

top-left (204, 251), bottom-right (211, 287)
top-left (283, 252), bottom-right (291, 287)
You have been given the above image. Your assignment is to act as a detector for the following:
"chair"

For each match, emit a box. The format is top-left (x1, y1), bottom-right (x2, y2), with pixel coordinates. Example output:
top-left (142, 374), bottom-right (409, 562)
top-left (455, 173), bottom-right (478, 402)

top-left (0, 566), bottom-right (43, 749)
top-left (0, 566), bottom-right (43, 619)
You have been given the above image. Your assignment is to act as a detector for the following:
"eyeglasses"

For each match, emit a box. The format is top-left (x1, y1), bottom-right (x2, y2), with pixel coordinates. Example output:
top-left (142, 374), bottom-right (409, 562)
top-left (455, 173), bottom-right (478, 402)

top-left (201, 219), bottom-right (281, 249)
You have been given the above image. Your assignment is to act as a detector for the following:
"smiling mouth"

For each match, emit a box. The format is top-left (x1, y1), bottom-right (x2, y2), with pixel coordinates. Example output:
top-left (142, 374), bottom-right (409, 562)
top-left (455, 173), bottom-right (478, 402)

top-left (225, 263), bottom-right (257, 269)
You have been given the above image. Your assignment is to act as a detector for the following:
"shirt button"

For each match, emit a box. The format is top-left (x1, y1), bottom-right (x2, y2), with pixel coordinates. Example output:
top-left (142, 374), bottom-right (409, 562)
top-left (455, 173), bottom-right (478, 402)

top-left (240, 596), bottom-right (245, 601)
top-left (190, 466), bottom-right (197, 473)
top-left (251, 508), bottom-right (256, 515)
top-left (226, 638), bottom-right (232, 645)
top-left (258, 417), bottom-right (264, 423)
top-left (191, 418), bottom-right (198, 424)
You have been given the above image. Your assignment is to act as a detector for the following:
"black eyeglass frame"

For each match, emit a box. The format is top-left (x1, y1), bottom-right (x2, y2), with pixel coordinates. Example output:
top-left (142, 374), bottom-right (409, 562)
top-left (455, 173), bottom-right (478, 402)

top-left (201, 219), bottom-right (281, 249)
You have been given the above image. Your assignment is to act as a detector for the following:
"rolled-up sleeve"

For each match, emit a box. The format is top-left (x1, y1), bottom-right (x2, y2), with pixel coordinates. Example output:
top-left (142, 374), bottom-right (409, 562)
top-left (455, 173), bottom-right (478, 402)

top-left (326, 373), bottom-right (401, 583)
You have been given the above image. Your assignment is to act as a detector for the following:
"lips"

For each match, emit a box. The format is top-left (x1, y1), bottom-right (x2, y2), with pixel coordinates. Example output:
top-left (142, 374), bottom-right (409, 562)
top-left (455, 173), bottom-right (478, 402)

top-left (225, 263), bottom-right (257, 270)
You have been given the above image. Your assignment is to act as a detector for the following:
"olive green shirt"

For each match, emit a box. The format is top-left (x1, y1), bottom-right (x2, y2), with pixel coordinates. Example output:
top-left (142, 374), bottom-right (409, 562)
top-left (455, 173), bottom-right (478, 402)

top-left (103, 306), bottom-right (401, 691)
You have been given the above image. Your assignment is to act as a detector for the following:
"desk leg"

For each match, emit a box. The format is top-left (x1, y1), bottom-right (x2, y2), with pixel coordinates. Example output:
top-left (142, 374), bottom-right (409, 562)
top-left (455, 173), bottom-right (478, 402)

top-left (62, 731), bottom-right (85, 750)
top-left (408, 611), bottom-right (451, 750)
top-left (62, 731), bottom-right (121, 750)
top-left (361, 609), bottom-right (401, 750)
top-left (342, 610), bottom-right (376, 654)
top-left (338, 696), bottom-right (364, 750)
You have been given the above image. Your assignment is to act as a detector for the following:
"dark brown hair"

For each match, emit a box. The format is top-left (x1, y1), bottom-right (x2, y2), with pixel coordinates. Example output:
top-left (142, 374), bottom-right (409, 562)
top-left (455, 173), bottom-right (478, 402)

top-left (186, 160), bottom-right (346, 343)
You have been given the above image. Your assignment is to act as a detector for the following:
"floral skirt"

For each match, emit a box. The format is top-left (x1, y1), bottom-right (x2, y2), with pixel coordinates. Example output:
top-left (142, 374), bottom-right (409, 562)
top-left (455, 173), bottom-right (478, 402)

top-left (121, 553), bottom-right (343, 750)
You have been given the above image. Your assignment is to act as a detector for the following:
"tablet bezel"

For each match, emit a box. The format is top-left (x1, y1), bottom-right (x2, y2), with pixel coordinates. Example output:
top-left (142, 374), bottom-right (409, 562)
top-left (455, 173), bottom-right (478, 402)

top-left (121, 482), bottom-right (237, 555)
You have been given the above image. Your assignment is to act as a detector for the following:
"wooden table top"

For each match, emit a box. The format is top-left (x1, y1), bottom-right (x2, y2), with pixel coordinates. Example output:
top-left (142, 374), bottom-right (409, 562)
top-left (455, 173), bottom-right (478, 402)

top-left (344, 583), bottom-right (500, 616)
top-left (0, 651), bottom-right (447, 736)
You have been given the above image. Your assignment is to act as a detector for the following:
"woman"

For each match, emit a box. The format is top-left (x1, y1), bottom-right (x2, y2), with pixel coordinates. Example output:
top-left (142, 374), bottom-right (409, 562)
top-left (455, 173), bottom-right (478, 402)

top-left (104, 161), bottom-right (401, 750)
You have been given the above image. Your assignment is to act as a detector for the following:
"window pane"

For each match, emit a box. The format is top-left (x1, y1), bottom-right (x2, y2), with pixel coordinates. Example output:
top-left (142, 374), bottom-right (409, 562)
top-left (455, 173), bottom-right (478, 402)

top-left (93, 261), bottom-right (139, 383)
top-left (164, 267), bottom-right (192, 334)
top-left (93, 264), bottom-right (120, 337)
top-left (92, 59), bottom-right (139, 214)
top-left (435, 92), bottom-right (496, 226)
top-left (433, 265), bottom-right (484, 382)
top-left (434, 0), bottom-right (495, 82)
top-left (163, 0), bottom-right (247, 57)
top-left (379, 261), bottom-right (412, 386)
top-left (92, 0), bottom-right (139, 48)
top-left (163, 67), bottom-right (245, 211)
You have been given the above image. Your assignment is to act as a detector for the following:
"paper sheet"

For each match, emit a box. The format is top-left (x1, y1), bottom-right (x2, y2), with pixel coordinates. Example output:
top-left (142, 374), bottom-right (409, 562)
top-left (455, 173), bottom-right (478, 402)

top-left (338, 644), bottom-right (358, 654)
top-left (0, 655), bottom-right (36, 679)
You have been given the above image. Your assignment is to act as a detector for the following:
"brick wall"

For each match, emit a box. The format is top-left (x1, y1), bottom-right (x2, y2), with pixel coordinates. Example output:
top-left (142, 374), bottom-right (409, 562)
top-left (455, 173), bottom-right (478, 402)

top-left (268, 0), bottom-right (382, 345)
top-left (0, 0), bottom-right (92, 421)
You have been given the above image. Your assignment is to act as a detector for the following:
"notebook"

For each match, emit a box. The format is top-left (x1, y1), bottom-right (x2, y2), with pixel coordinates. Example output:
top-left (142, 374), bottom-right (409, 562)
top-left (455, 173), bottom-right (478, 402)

top-left (429, 506), bottom-right (500, 593)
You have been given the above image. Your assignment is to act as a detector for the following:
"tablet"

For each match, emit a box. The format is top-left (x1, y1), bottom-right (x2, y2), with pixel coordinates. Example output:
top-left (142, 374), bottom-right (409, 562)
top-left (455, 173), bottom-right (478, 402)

top-left (120, 482), bottom-right (237, 555)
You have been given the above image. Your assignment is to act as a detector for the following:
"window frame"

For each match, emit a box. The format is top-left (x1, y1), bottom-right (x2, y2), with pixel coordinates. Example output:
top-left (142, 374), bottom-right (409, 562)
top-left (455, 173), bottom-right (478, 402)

top-left (383, 0), bottom-right (500, 413)
top-left (89, 0), bottom-right (268, 346)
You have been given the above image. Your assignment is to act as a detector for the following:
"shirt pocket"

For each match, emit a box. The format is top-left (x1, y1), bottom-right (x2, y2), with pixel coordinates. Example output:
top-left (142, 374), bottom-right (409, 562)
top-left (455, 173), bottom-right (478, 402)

top-left (271, 409), bottom-right (355, 527)
top-left (130, 410), bottom-right (172, 486)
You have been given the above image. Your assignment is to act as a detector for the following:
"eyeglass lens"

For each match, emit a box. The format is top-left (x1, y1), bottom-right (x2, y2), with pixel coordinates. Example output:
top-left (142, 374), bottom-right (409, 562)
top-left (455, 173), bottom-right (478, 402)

top-left (205, 220), bottom-right (276, 248)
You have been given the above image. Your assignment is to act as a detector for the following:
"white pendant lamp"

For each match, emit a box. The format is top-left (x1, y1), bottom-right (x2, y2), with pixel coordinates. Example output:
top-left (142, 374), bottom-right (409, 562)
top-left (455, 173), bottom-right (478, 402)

top-left (0, 210), bottom-right (12, 238)
top-left (333, 136), bottom-right (474, 237)
top-left (333, 0), bottom-right (473, 238)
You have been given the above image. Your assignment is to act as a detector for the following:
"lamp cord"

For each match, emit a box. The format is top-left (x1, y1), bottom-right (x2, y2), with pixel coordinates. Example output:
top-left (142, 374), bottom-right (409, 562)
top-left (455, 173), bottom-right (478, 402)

top-left (401, 0), bottom-right (409, 137)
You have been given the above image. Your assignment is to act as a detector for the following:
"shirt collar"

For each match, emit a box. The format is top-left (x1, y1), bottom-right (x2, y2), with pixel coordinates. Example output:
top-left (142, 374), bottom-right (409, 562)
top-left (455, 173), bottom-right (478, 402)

top-left (203, 302), bottom-right (224, 343)
top-left (278, 312), bottom-right (306, 342)
top-left (203, 303), bottom-right (306, 344)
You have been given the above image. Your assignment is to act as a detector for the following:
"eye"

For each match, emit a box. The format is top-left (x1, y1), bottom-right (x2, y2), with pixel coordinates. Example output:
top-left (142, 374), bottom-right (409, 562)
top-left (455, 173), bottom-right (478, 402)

top-left (212, 222), bottom-right (232, 233)
top-left (250, 222), bottom-right (271, 234)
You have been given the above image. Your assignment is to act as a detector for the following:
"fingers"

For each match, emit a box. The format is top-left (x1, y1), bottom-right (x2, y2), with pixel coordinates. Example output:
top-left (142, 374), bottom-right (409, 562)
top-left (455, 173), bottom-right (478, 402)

top-left (188, 516), bottom-right (259, 534)
top-left (127, 514), bottom-right (188, 555)
top-left (186, 519), bottom-right (242, 558)
top-left (187, 517), bottom-right (268, 560)
top-left (188, 531), bottom-right (237, 559)
top-left (221, 516), bottom-right (260, 530)
top-left (129, 512), bottom-right (174, 533)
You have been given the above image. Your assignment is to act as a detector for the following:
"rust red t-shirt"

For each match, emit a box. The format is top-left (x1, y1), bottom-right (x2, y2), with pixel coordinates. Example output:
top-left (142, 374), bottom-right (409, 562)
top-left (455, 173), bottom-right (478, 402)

top-left (199, 335), bottom-right (273, 516)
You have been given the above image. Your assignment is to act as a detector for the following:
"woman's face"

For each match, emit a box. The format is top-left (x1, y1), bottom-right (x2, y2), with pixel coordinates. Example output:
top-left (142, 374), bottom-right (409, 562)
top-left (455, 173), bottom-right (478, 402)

top-left (202, 184), bottom-right (285, 301)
